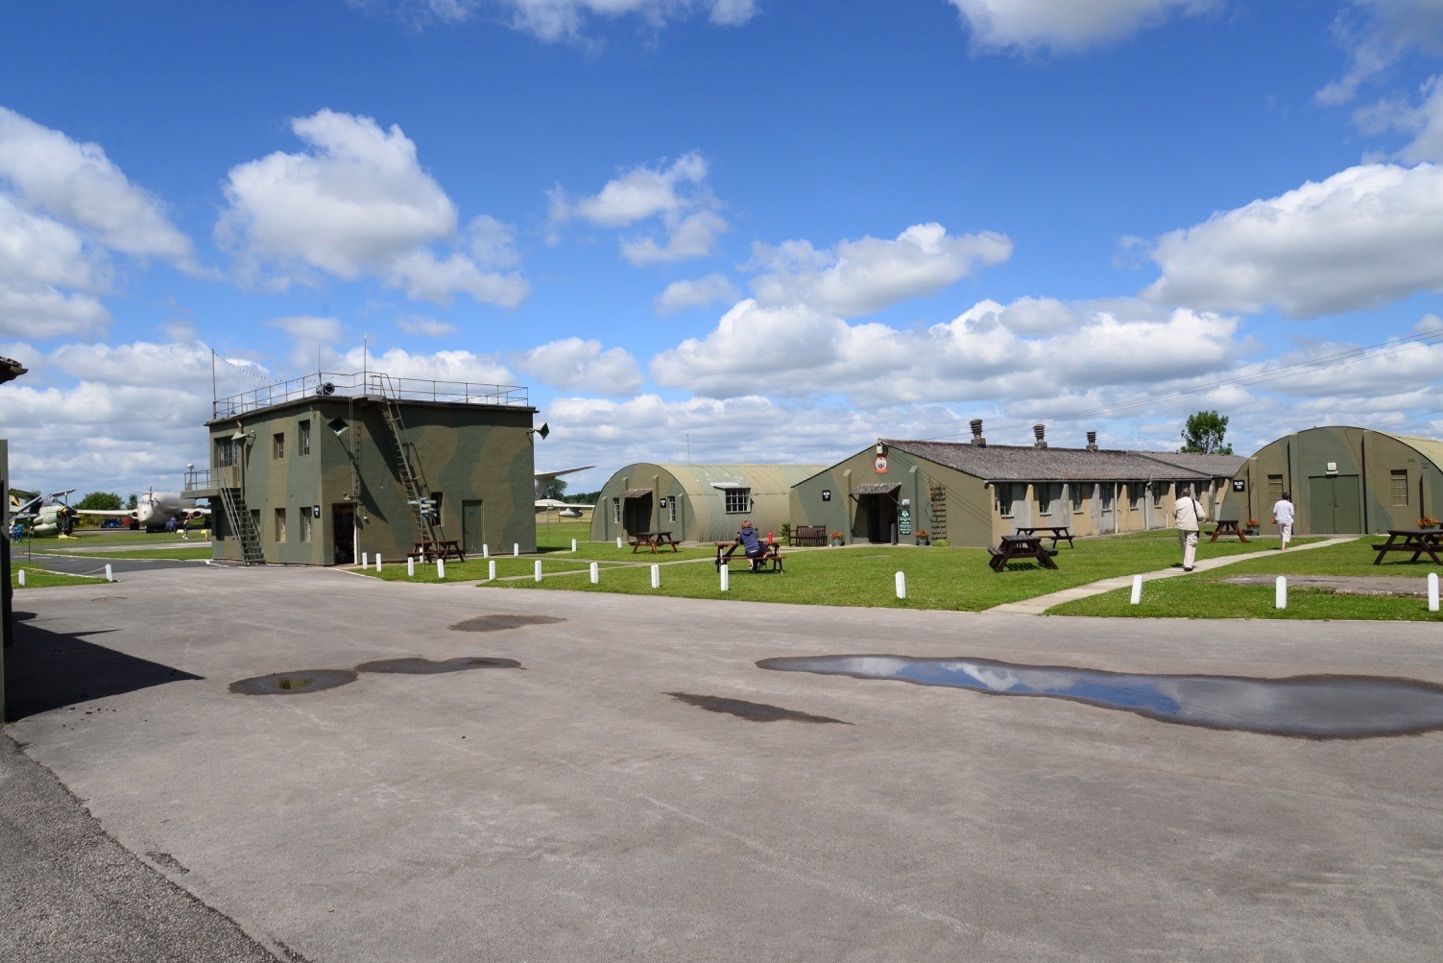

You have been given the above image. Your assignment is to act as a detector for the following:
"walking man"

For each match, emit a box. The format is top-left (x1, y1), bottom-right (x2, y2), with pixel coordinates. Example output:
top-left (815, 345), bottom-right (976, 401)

top-left (1174, 485), bottom-right (1208, 572)
top-left (1272, 491), bottom-right (1295, 550)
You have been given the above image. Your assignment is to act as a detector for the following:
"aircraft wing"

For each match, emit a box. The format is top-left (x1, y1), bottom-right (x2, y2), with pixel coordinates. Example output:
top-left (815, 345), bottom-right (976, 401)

top-left (73, 509), bottom-right (136, 517)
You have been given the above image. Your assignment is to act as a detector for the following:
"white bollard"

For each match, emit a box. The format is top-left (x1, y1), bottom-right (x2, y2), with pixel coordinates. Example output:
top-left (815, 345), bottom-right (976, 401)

top-left (482, 543), bottom-right (489, 558)
top-left (375, 554), bottom-right (382, 573)
top-left (513, 543), bottom-right (519, 557)
top-left (534, 560), bottom-right (542, 582)
top-left (1130, 575), bottom-right (1143, 605)
top-left (1275, 575), bottom-right (1287, 610)
top-left (720, 565), bottom-right (730, 592)
top-left (651, 564), bottom-right (661, 589)
top-left (1430, 573), bottom-right (1439, 612)
top-left (488, 559), bottom-right (496, 581)
top-left (571, 538), bottom-right (577, 552)
top-left (589, 561), bottom-right (599, 584)
top-left (616, 536), bottom-right (623, 549)
top-left (17, 569), bottom-right (24, 587)
top-left (437, 558), bottom-right (446, 579)
top-left (105, 564), bottom-right (113, 583)
top-left (361, 552), bottom-right (368, 567)
top-left (407, 556), bottom-right (415, 578)
top-left (895, 571), bottom-right (906, 599)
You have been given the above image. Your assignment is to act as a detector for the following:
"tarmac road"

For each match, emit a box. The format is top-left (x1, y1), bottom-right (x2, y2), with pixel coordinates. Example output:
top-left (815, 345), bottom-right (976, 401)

top-left (5, 564), bottom-right (1443, 961)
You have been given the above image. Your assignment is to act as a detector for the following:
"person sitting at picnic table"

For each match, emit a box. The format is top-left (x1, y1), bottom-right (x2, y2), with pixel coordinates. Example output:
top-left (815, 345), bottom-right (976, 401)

top-left (1272, 491), bottom-right (1294, 551)
top-left (736, 520), bottom-right (767, 561)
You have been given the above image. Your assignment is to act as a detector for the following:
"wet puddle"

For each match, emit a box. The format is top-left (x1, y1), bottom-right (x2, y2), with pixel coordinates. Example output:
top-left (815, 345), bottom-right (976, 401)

top-left (229, 670), bottom-right (359, 696)
top-left (355, 656), bottom-right (522, 674)
top-left (756, 655), bottom-right (1443, 739)
top-left (666, 692), bottom-right (849, 725)
top-left (449, 614), bottom-right (564, 632)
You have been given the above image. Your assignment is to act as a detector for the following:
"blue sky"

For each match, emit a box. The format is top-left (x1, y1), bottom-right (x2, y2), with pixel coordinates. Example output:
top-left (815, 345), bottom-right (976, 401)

top-left (4, 0), bottom-right (1443, 497)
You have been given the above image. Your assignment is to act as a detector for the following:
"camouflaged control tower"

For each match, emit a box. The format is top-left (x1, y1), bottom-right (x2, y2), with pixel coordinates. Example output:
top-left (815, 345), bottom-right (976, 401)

top-left (185, 371), bottom-right (538, 565)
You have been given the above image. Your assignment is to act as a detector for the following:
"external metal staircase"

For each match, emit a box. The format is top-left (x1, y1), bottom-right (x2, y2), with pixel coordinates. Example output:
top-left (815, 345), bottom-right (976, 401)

top-left (218, 482), bottom-right (265, 565)
top-left (372, 373), bottom-right (444, 546)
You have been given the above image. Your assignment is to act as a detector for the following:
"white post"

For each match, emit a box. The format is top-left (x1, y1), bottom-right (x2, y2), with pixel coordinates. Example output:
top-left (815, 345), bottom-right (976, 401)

top-left (1130, 575), bottom-right (1143, 605)
top-left (513, 543), bottom-right (520, 557)
top-left (1275, 575), bottom-right (1287, 610)
top-left (895, 571), bottom-right (906, 599)
top-left (482, 543), bottom-right (489, 558)
top-left (16, 570), bottom-right (24, 587)
top-left (616, 536), bottom-right (623, 549)
top-left (375, 554), bottom-right (382, 573)
top-left (361, 552), bottom-right (368, 567)
top-left (720, 565), bottom-right (730, 592)
top-left (407, 556), bottom-right (415, 578)
top-left (534, 560), bottom-right (542, 582)
top-left (488, 559), bottom-right (496, 581)
top-left (437, 558), bottom-right (445, 579)
top-left (651, 564), bottom-right (660, 589)
top-left (104, 564), bottom-right (113, 583)
top-left (1429, 572), bottom-right (1439, 612)
top-left (589, 561), bottom-right (599, 584)
top-left (571, 538), bottom-right (577, 552)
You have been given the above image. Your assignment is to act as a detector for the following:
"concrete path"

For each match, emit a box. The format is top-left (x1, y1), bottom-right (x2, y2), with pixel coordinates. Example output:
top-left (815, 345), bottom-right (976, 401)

top-left (6, 562), bottom-right (1443, 961)
top-left (986, 536), bottom-right (1359, 615)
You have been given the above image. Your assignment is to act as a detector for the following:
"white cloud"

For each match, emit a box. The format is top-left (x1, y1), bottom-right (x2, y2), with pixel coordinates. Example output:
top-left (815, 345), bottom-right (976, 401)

top-left (333, 344), bottom-right (514, 385)
top-left (0, 106), bottom-right (193, 264)
top-left (269, 315), bottom-right (344, 370)
top-left (217, 109), bottom-right (526, 307)
top-left (550, 152), bottom-right (726, 265)
top-left (946, 0), bottom-right (1216, 54)
top-left (1144, 163), bottom-right (1443, 318)
top-left (395, 315), bottom-right (458, 337)
top-left (1318, 0), bottom-right (1443, 105)
top-left (498, 1), bottom-right (758, 42)
top-left (651, 295), bottom-right (1240, 406)
top-left (749, 222), bottom-right (1012, 318)
top-left (515, 337), bottom-right (642, 394)
top-left (654, 272), bottom-right (739, 313)
top-left (1354, 74), bottom-right (1443, 162)
top-left (0, 194), bottom-right (111, 337)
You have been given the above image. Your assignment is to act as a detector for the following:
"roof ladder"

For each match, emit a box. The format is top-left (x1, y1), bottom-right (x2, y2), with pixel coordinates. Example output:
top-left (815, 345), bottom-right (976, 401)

top-left (372, 373), bottom-right (443, 546)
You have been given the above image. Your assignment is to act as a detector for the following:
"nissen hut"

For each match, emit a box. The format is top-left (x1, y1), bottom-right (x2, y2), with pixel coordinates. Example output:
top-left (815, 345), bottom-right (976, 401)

top-left (790, 421), bottom-right (1232, 548)
top-left (591, 463), bottom-right (824, 545)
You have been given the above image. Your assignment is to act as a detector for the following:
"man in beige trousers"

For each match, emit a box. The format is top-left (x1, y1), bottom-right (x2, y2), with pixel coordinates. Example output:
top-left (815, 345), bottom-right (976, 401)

top-left (1173, 486), bottom-right (1208, 572)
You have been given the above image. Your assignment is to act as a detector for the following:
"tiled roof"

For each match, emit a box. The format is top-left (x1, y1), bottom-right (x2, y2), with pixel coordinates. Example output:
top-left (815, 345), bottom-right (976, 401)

top-left (882, 439), bottom-right (1211, 483)
top-left (1136, 450), bottom-right (1246, 477)
top-left (851, 482), bottom-right (901, 495)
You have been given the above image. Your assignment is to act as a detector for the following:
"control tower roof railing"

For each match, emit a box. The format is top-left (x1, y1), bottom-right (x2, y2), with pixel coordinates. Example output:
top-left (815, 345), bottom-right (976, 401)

top-left (212, 370), bottom-right (529, 420)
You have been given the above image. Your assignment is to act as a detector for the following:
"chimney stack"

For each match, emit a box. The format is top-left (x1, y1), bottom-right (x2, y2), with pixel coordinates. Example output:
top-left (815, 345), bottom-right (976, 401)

top-left (970, 418), bottom-right (986, 447)
top-left (1086, 430), bottom-right (1098, 452)
top-left (1033, 424), bottom-right (1047, 449)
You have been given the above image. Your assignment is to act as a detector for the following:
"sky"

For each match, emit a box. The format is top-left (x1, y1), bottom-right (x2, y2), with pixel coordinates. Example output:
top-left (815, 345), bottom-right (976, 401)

top-left (4, 0), bottom-right (1443, 498)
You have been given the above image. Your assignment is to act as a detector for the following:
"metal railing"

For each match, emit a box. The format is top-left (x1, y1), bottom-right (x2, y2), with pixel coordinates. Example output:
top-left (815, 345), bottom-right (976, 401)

top-left (212, 370), bottom-right (529, 419)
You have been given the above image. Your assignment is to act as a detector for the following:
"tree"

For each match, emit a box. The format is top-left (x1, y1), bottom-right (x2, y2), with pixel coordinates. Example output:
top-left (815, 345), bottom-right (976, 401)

top-left (76, 491), bottom-right (123, 511)
top-left (126, 493), bottom-right (138, 510)
top-left (1180, 411), bottom-right (1233, 454)
top-left (540, 477), bottom-right (568, 500)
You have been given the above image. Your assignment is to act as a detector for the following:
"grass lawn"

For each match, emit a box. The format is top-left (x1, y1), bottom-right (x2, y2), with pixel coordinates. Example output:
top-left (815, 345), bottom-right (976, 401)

top-left (24, 531), bottom-right (200, 551)
top-left (482, 530), bottom-right (1293, 612)
top-left (51, 547), bottom-right (216, 561)
top-left (10, 567), bottom-right (110, 589)
top-left (1049, 539), bottom-right (1443, 621)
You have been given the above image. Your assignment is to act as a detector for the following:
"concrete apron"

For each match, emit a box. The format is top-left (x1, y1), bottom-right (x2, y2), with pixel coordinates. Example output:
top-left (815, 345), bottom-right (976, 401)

top-left (986, 536), bottom-right (1359, 615)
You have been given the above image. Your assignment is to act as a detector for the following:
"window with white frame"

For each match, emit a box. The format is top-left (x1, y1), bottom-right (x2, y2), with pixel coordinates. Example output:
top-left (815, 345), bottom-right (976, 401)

top-left (668, 498), bottom-right (678, 523)
top-left (301, 509), bottom-right (312, 542)
top-left (998, 483), bottom-right (1016, 517)
top-left (1037, 483), bottom-right (1056, 516)
top-left (273, 432), bottom-right (284, 459)
top-left (724, 488), bottom-right (750, 514)
top-left (299, 419), bottom-right (311, 455)
top-left (1071, 482), bottom-right (1087, 513)
top-left (613, 500), bottom-right (621, 524)
top-left (274, 507), bottom-right (287, 542)
top-left (1151, 483), bottom-right (1163, 509)
top-left (1128, 482), bottom-right (1141, 510)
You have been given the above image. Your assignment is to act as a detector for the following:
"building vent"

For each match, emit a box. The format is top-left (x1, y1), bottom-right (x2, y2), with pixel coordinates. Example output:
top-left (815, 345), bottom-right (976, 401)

top-left (970, 418), bottom-right (986, 447)
top-left (1086, 431), bottom-right (1098, 452)
top-left (1033, 424), bottom-right (1047, 449)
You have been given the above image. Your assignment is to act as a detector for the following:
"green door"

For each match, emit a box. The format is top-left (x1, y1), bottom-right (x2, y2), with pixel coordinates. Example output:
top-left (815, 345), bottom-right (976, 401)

top-left (1307, 475), bottom-right (1362, 533)
top-left (462, 499), bottom-right (484, 554)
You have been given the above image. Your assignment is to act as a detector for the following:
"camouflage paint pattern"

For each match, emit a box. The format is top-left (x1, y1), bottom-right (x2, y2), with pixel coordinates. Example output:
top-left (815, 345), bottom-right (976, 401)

top-left (1220, 426), bottom-right (1443, 535)
top-left (791, 444), bottom-right (1219, 548)
top-left (590, 464), bottom-right (822, 544)
top-left (198, 396), bottom-right (536, 564)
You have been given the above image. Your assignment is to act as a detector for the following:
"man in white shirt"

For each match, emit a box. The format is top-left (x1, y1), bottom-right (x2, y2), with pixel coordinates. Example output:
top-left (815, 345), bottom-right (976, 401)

top-left (1173, 486), bottom-right (1208, 572)
top-left (1272, 492), bottom-right (1295, 550)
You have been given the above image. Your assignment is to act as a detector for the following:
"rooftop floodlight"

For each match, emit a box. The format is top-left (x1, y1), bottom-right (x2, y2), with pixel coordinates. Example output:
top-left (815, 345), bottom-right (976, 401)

top-left (0, 354), bottom-right (27, 384)
top-left (532, 422), bottom-right (550, 440)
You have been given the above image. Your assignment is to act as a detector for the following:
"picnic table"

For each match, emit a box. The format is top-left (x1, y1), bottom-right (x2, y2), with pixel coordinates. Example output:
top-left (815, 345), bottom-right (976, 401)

top-left (1209, 519), bottom-right (1250, 543)
top-left (1014, 525), bottom-right (1075, 548)
top-left (629, 531), bottom-right (680, 553)
top-left (411, 539), bottom-right (466, 562)
top-left (987, 534), bottom-right (1059, 571)
top-left (715, 540), bottom-right (784, 572)
top-left (1372, 528), bottom-right (1443, 565)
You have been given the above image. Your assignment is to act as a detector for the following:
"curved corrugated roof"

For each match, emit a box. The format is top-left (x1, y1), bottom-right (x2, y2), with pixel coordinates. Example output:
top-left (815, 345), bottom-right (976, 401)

top-left (656, 464), bottom-right (825, 494)
top-left (1379, 432), bottom-right (1443, 471)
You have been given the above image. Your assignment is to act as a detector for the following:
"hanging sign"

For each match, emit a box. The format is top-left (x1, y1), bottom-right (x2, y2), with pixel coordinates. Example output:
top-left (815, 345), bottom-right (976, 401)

top-left (874, 454), bottom-right (888, 474)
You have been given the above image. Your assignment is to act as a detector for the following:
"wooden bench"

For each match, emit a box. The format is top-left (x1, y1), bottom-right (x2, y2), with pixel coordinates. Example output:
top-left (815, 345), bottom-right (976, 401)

top-left (629, 531), bottom-right (680, 554)
top-left (789, 524), bottom-right (827, 547)
top-left (715, 541), bottom-right (784, 572)
top-left (1209, 519), bottom-right (1250, 543)
top-left (1372, 529), bottom-right (1443, 565)
top-left (988, 534), bottom-right (1059, 571)
top-left (1014, 525), bottom-right (1075, 548)
top-left (410, 539), bottom-right (466, 562)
